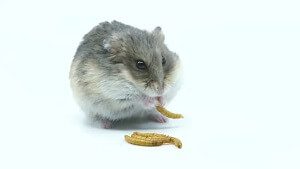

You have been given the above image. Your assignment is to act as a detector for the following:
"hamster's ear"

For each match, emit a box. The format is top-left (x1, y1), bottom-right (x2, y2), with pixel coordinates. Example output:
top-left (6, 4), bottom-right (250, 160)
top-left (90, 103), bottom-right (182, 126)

top-left (152, 26), bottom-right (165, 42)
top-left (103, 33), bottom-right (125, 54)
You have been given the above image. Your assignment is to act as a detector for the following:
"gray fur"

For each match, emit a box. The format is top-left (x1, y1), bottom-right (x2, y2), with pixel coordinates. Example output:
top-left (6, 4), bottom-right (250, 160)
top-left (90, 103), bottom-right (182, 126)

top-left (69, 21), bottom-right (181, 127)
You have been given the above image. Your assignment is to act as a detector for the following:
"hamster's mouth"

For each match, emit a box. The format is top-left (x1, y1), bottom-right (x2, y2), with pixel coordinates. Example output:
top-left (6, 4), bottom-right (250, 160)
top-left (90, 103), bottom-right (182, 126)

top-left (141, 96), bottom-right (163, 108)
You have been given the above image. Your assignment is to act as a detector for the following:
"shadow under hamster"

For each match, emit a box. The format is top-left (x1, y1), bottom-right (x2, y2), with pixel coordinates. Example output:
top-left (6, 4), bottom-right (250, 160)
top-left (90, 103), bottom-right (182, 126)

top-left (85, 117), bottom-right (180, 131)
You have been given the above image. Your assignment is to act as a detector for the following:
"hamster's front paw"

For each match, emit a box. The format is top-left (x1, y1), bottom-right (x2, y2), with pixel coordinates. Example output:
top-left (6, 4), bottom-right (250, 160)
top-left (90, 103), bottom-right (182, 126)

top-left (141, 96), bottom-right (166, 108)
top-left (142, 97), bottom-right (156, 108)
top-left (157, 96), bottom-right (166, 106)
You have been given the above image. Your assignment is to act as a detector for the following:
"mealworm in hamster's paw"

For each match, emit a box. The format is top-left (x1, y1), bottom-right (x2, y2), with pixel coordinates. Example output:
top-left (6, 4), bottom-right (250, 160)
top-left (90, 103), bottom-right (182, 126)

top-left (156, 105), bottom-right (184, 119)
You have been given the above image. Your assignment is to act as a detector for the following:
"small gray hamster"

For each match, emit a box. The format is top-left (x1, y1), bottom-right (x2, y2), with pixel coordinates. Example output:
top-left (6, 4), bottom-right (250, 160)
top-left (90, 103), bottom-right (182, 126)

top-left (69, 21), bottom-right (182, 128)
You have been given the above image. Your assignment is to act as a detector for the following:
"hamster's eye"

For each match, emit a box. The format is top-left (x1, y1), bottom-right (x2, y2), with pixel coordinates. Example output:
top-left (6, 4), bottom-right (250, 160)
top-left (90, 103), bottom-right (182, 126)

top-left (162, 56), bottom-right (166, 65)
top-left (136, 60), bottom-right (147, 70)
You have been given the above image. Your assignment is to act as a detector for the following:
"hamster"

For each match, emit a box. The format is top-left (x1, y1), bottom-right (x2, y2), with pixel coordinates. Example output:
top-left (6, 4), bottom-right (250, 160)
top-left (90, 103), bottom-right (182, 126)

top-left (69, 21), bottom-right (182, 128)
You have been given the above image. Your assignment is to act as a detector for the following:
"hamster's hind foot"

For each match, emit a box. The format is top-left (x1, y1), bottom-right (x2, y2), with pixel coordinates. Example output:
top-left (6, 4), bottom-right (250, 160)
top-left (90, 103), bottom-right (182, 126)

top-left (100, 118), bottom-right (114, 129)
top-left (149, 114), bottom-right (168, 123)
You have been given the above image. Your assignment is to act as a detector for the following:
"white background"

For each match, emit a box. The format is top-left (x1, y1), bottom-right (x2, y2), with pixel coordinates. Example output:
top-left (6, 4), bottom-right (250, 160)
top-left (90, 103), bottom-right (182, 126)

top-left (0, 0), bottom-right (299, 168)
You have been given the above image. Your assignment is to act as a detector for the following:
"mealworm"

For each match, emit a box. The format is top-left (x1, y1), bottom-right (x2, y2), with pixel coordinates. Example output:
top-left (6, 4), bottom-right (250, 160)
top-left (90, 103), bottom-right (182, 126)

top-left (170, 137), bottom-right (182, 149)
top-left (156, 106), bottom-right (184, 119)
top-left (131, 133), bottom-right (171, 142)
top-left (125, 132), bottom-right (183, 149)
top-left (124, 135), bottom-right (163, 147)
top-left (133, 132), bottom-right (169, 138)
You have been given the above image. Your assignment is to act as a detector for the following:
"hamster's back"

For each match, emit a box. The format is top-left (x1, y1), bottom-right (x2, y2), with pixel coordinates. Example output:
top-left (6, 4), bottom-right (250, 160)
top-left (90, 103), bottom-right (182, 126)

top-left (74, 21), bottom-right (136, 58)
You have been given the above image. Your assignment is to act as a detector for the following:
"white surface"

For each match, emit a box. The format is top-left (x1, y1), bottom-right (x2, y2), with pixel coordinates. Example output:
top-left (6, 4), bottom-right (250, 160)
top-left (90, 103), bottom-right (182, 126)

top-left (0, 0), bottom-right (299, 169)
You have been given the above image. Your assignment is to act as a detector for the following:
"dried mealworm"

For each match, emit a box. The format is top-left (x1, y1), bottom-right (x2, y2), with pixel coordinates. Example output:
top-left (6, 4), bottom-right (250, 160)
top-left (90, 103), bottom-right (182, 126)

top-left (130, 132), bottom-right (183, 149)
top-left (131, 133), bottom-right (171, 142)
top-left (124, 135), bottom-right (163, 147)
top-left (170, 137), bottom-right (182, 149)
top-left (156, 106), bottom-right (184, 119)
top-left (133, 132), bottom-right (169, 138)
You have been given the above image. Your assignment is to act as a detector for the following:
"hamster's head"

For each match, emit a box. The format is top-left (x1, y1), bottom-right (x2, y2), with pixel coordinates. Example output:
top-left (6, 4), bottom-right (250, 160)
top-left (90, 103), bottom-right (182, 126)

top-left (103, 27), bottom-right (181, 97)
